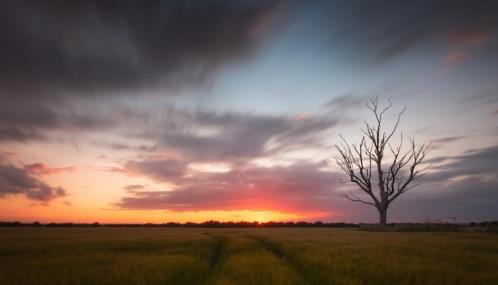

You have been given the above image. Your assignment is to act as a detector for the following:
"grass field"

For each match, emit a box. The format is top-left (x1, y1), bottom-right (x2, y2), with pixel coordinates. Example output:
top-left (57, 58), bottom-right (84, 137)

top-left (1, 227), bottom-right (497, 285)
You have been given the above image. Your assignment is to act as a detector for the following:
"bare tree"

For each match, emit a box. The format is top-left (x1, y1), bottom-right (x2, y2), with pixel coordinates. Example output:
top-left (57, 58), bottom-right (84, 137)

top-left (335, 97), bottom-right (429, 226)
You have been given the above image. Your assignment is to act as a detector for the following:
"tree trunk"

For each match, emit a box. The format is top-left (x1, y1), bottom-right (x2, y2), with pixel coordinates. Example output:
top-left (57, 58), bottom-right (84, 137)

top-left (378, 207), bottom-right (387, 227)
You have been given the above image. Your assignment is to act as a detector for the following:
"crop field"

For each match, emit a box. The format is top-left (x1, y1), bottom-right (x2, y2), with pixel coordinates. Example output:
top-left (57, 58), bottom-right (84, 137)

top-left (1, 227), bottom-right (497, 285)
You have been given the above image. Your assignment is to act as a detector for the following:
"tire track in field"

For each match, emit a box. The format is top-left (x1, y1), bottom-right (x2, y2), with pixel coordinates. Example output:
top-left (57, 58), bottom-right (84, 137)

top-left (209, 236), bottom-right (226, 269)
top-left (199, 234), bottom-right (229, 285)
top-left (247, 235), bottom-right (324, 285)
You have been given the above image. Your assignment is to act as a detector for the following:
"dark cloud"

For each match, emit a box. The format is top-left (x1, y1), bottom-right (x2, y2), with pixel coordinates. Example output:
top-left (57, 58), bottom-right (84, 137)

top-left (390, 145), bottom-right (498, 221)
top-left (328, 0), bottom-right (498, 61)
top-left (0, 1), bottom-right (284, 143)
top-left (157, 109), bottom-right (340, 161)
top-left (392, 176), bottom-right (498, 222)
top-left (160, 111), bottom-right (291, 160)
top-left (0, 160), bottom-right (66, 201)
top-left (0, 94), bottom-right (341, 150)
top-left (426, 145), bottom-right (498, 182)
top-left (0, 0), bottom-right (281, 99)
top-left (0, 100), bottom-right (115, 141)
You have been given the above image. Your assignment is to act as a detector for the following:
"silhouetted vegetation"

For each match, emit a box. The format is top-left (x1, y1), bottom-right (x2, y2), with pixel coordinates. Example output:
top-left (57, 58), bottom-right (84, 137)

top-left (1, 220), bottom-right (497, 232)
top-left (0, 220), bottom-right (357, 228)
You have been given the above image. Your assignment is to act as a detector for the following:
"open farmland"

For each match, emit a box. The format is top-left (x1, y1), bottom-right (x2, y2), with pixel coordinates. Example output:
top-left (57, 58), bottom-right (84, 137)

top-left (1, 227), bottom-right (497, 285)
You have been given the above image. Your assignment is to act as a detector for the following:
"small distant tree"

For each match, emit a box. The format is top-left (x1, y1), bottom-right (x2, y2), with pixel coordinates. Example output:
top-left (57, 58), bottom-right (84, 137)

top-left (335, 97), bottom-right (429, 226)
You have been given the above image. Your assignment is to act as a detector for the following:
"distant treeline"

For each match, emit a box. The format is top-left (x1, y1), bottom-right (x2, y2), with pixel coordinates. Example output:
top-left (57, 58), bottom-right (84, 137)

top-left (0, 221), bottom-right (356, 228)
top-left (1, 220), bottom-right (498, 229)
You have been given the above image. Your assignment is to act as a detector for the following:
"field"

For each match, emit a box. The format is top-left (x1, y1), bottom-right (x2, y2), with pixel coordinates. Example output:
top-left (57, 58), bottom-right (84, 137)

top-left (1, 228), bottom-right (497, 285)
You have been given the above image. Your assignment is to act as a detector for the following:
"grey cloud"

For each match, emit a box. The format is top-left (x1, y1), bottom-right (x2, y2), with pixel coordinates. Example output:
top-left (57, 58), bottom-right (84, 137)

top-left (426, 145), bottom-right (498, 182)
top-left (325, 0), bottom-right (498, 62)
top-left (158, 109), bottom-right (341, 161)
top-left (392, 176), bottom-right (498, 222)
top-left (90, 140), bottom-right (157, 153)
top-left (120, 159), bottom-right (188, 183)
top-left (0, 0), bottom-right (281, 99)
top-left (0, 160), bottom-right (67, 201)
top-left (162, 111), bottom-right (291, 160)
top-left (390, 145), bottom-right (498, 221)
top-left (0, 0), bottom-right (292, 147)
top-left (430, 136), bottom-right (466, 150)
top-left (323, 94), bottom-right (366, 112)
top-left (0, 100), bottom-right (115, 141)
top-left (0, 1), bottom-right (284, 143)
top-left (432, 136), bottom-right (465, 144)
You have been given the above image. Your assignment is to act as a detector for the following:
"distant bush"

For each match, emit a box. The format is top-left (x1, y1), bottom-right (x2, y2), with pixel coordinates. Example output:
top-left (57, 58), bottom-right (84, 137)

top-left (360, 223), bottom-right (462, 232)
top-left (1, 220), bottom-right (497, 230)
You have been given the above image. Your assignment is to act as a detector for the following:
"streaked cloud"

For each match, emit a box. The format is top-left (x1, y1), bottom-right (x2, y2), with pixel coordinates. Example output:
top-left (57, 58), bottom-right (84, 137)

top-left (114, 162), bottom-right (342, 213)
top-left (0, 0), bottom-right (282, 99)
top-left (341, 0), bottom-right (498, 62)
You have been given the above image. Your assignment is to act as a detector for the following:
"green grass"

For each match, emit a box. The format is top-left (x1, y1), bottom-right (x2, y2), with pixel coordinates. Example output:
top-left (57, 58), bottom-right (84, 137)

top-left (1, 228), bottom-right (497, 284)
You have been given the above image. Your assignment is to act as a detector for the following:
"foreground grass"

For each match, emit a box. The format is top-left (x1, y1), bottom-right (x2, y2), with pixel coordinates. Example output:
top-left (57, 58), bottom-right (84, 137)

top-left (0, 228), bottom-right (497, 284)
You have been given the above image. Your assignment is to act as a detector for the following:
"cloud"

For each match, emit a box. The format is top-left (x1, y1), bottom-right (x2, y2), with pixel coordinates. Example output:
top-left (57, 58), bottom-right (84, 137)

top-left (119, 159), bottom-right (188, 182)
top-left (391, 145), bottom-right (498, 221)
top-left (427, 145), bottom-right (498, 181)
top-left (90, 140), bottom-right (157, 152)
top-left (0, 160), bottom-right (67, 201)
top-left (0, 1), bottom-right (288, 145)
top-left (432, 136), bottom-right (465, 144)
top-left (0, 0), bottom-right (281, 99)
top-left (430, 136), bottom-right (465, 149)
top-left (0, 100), bottom-right (115, 141)
top-left (123, 184), bottom-right (146, 193)
top-left (24, 163), bottom-right (76, 176)
top-left (159, 111), bottom-right (292, 161)
top-left (114, 162), bottom-right (344, 213)
top-left (0, 151), bottom-right (16, 159)
top-left (323, 94), bottom-right (366, 112)
top-left (109, 110), bottom-right (348, 214)
top-left (112, 133), bottom-right (498, 221)
top-left (155, 109), bottom-right (341, 161)
top-left (336, 0), bottom-right (498, 61)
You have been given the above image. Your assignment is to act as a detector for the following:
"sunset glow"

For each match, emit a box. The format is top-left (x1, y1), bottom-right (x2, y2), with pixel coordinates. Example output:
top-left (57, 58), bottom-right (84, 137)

top-left (1, 0), bottom-right (497, 224)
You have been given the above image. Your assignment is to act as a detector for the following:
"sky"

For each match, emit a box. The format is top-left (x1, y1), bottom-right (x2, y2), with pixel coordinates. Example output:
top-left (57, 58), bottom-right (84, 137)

top-left (0, 0), bottom-right (497, 223)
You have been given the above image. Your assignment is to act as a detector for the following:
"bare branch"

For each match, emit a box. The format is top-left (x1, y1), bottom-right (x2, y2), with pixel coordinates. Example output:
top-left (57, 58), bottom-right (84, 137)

top-left (334, 97), bottom-right (429, 225)
top-left (343, 192), bottom-right (377, 207)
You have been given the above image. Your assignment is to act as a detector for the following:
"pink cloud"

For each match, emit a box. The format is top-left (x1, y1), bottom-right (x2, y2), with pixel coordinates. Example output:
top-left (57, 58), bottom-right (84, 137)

top-left (444, 50), bottom-right (469, 68)
top-left (24, 163), bottom-right (76, 176)
top-left (114, 162), bottom-right (349, 217)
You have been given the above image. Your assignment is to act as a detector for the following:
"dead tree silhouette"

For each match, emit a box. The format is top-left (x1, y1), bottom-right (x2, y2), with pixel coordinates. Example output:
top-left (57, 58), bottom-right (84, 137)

top-left (335, 97), bottom-right (429, 226)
